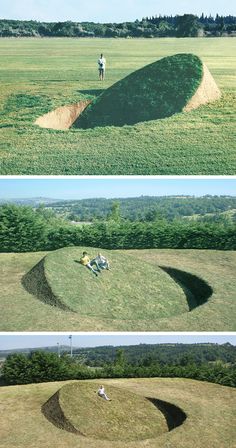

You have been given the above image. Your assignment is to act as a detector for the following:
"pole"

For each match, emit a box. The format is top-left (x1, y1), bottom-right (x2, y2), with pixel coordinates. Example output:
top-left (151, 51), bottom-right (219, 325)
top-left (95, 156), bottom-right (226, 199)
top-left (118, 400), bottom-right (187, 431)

top-left (69, 335), bottom-right (73, 358)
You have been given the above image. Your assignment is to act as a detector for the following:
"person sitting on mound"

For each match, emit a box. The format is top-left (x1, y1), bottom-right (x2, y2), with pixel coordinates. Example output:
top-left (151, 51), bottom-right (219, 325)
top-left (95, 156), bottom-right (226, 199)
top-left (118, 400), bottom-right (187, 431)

top-left (91, 253), bottom-right (110, 271)
top-left (97, 385), bottom-right (111, 401)
top-left (79, 251), bottom-right (100, 277)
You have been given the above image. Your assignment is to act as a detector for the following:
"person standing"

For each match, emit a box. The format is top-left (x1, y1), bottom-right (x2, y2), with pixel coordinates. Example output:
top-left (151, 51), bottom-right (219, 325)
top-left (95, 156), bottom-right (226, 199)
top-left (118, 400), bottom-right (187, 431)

top-left (98, 53), bottom-right (106, 81)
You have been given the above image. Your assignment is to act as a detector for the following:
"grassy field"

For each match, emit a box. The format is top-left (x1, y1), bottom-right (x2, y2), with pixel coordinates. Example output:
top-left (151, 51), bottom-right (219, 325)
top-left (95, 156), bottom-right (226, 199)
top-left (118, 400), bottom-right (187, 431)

top-left (0, 378), bottom-right (235, 448)
top-left (0, 37), bottom-right (235, 174)
top-left (1, 248), bottom-right (235, 331)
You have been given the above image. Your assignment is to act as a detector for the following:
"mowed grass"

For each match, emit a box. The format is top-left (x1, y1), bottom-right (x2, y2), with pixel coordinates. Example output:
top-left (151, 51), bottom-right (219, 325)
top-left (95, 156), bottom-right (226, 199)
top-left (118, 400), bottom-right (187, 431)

top-left (0, 37), bottom-right (235, 174)
top-left (0, 249), bottom-right (235, 331)
top-left (58, 382), bottom-right (167, 440)
top-left (0, 378), bottom-right (235, 448)
top-left (44, 247), bottom-right (188, 319)
top-left (76, 53), bottom-right (203, 127)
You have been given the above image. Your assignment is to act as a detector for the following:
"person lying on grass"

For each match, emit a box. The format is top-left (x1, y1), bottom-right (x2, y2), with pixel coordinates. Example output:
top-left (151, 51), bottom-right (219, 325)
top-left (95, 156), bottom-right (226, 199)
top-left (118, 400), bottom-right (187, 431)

top-left (97, 385), bottom-right (111, 401)
top-left (79, 251), bottom-right (101, 277)
top-left (91, 252), bottom-right (110, 271)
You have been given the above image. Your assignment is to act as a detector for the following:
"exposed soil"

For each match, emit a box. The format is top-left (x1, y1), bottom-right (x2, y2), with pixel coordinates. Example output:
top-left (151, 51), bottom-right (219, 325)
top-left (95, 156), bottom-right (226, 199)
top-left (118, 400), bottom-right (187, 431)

top-left (184, 64), bottom-right (221, 112)
top-left (35, 100), bottom-right (91, 130)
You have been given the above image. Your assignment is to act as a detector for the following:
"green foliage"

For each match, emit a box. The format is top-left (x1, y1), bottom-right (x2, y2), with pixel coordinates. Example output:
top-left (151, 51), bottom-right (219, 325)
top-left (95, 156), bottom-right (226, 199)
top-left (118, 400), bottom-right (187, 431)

top-left (2, 351), bottom-right (72, 384)
top-left (0, 15), bottom-right (235, 38)
top-left (2, 346), bottom-right (236, 388)
top-left (1, 203), bottom-right (235, 252)
top-left (47, 195), bottom-right (236, 222)
top-left (0, 204), bottom-right (47, 252)
top-left (76, 54), bottom-right (202, 128)
top-left (176, 15), bottom-right (202, 37)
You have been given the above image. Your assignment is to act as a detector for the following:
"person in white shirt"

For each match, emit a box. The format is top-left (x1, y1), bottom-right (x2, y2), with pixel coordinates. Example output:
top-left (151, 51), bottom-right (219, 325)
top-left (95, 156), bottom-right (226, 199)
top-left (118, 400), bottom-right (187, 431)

top-left (97, 385), bottom-right (111, 401)
top-left (91, 253), bottom-right (110, 271)
top-left (98, 53), bottom-right (106, 80)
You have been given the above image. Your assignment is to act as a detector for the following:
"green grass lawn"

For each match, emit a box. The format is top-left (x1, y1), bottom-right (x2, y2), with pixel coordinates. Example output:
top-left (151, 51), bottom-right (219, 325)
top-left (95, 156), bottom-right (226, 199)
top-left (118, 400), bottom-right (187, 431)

top-left (55, 382), bottom-right (167, 441)
top-left (1, 248), bottom-right (235, 331)
top-left (0, 37), bottom-right (235, 174)
top-left (0, 378), bottom-right (235, 448)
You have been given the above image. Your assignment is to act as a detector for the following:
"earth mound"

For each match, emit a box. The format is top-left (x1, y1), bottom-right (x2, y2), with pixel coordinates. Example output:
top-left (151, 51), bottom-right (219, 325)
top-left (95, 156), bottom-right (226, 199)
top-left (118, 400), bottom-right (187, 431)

top-left (75, 53), bottom-right (221, 128)
top-left (36, 246), bottom-right (189, 319)
top-left (42, 382), bottom-right (169, 441)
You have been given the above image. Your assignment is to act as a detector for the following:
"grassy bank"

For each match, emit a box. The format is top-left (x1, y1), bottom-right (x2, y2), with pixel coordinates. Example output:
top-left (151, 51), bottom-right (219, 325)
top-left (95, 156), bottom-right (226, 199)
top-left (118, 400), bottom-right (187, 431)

top-left (0, 378), bottom-right (235, 448)
top-left (0, 37), bottom-right (235, 174)
top-left (0, 249), bottom-right (235, 331)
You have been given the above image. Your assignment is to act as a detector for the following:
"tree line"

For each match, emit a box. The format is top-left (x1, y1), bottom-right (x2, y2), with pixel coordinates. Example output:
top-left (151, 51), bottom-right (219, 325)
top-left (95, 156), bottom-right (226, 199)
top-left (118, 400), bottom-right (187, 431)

top-left (0, 14), bottom-right (235, 38)
top-left (47, 195), bottom-right (236, 222)
top-left (1, 346), bottom-right (235, 388)
top-left (0, 203), bottom-right (235, 252)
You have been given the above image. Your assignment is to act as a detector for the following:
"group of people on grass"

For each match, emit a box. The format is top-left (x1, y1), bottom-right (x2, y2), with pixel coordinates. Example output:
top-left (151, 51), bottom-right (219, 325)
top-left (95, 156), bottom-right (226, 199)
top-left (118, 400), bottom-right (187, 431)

top-left (79, 251), bottom-right (110, 277)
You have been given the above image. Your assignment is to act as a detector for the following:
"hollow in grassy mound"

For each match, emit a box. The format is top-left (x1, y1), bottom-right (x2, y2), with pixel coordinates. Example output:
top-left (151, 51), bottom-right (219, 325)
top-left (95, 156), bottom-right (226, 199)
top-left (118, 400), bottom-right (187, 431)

top-left (159, 266), bottom-right (213, 310)
top-left (35, 100), bottom-right (91, 130)
top-left (43, 382), bottom-right (169, 441)
top-left (42, 246), bottom-right (189, 319)
top-left (75, 53), bottom-right (220, 128)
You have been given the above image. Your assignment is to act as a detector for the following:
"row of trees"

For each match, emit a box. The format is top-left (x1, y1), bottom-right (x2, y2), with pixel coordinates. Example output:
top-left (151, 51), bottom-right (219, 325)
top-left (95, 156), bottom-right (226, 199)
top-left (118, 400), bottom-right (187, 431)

top-left (1, 349), bottom-right (235, 388)
top-left (48, 195), bottom-right (236, 223)
top-left (0, 15), bottom-right (235, 38)
top-left (1, 204), bottom-right (236, 252)
top-left (72, 342), bottom-right (236, 367)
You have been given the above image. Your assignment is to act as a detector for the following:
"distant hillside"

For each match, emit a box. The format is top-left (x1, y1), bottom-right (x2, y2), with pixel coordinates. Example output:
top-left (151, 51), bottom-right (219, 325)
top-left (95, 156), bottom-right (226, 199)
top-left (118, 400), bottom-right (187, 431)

top-left (0, 197), bottom-right (61, 206)
top-left (45, 195), bottom-right (236, 222)
top-left (1, 343), bottom-right (235, 366)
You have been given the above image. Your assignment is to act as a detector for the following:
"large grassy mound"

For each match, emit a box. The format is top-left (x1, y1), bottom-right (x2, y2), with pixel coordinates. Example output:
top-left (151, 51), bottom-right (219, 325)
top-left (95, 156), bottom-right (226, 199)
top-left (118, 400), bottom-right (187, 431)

top-left (1, 378), bottom-right (235, 448)
top-left (48, 382), bottom-right (168, 441)
top-left (42, 247), bottom-right (188, 319)
top-left (75, 53), bottom-right (203, 128)
top-left (1, 249), bottom-right (235, 331)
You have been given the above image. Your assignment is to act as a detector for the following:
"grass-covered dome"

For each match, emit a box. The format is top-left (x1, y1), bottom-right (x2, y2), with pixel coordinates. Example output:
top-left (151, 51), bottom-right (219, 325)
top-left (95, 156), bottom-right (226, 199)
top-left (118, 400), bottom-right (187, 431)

top-left (44, 382), bottom-right (169, 441)
top-left (75, 53), bottom-right (205, 128)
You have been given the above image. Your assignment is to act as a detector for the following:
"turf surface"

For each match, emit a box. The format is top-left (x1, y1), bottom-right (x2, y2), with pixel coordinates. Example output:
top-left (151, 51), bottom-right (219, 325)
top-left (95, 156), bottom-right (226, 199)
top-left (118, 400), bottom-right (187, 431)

top-left (43, 247), bottom-right (188, 319)
top-left (0, 378), bottom-right (235, 448)
top-left (56, 382), bottom-right (168, 441)
top-left (0, 37), bottom-right (235, 174)
top-left (75, 53), bottom-right (203, 128)
top-left (0, 249), bottom-right (235, 331)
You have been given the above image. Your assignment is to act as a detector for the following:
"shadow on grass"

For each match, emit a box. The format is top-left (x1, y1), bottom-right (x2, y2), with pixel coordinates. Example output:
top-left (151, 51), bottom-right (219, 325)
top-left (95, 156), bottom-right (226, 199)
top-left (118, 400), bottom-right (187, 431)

top-left (42, 391), bottom-right (83, 435)
top-left (22, 258), bottom-right (72, 312)
top-left (78, 89), bottom-right (104, 97)
top-left (159, 266), bottom-right (213, 311)
top-left (147, 397), bottom-right (187, 431)
top-left (42, 390), bottom-right (186, 438)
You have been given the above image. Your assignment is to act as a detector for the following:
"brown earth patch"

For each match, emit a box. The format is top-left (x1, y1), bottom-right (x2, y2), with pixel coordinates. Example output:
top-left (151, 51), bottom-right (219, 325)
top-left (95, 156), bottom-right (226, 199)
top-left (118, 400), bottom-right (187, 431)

top-left (35, 100), bottom-right (91, 130)
top-left (184, 64), bottom-right (221, 112)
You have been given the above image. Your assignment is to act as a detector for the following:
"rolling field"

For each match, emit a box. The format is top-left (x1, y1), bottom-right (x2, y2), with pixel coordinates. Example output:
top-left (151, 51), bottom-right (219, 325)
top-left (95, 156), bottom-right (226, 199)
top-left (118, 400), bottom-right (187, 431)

top-left (0, 378), bottom-right (235, 448)
top-left (1, 248), bottom-right (235, 331)
top-left (0, 37), bottom-right (235, 174)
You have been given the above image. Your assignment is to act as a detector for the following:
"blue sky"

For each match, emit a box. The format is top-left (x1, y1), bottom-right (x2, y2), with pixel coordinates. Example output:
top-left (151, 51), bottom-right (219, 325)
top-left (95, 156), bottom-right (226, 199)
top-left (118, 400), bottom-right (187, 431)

top-left (0, 334), bottom-right (235, 350)
top-left (1, 0), bottom-right (235, 22)
top-left (0, 178), bottom-right (235, 200)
